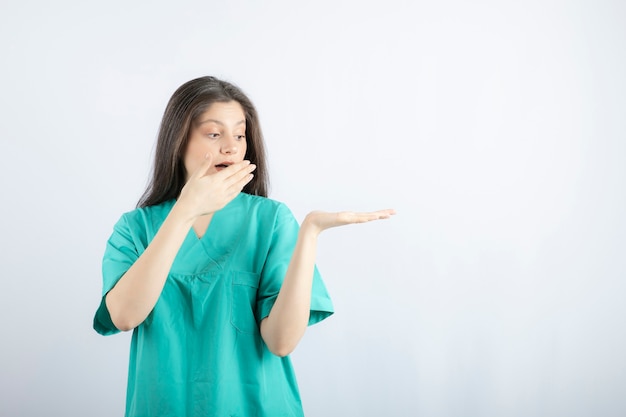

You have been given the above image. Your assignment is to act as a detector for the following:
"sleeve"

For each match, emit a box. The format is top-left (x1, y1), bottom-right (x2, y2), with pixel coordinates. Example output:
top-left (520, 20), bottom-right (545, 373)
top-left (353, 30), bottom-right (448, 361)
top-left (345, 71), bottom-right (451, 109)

top-left (93, 215), bottom-right (141, 336)
top-left (255, 203), bottom-right (334, 326)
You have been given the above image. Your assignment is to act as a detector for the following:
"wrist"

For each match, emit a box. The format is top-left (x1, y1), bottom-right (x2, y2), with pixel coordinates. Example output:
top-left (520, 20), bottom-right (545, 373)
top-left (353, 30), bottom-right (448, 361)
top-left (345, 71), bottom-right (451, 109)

top-left (300, 215), bottom-right (322, 239)
top-left (170, 200), bottom-right (199, 227)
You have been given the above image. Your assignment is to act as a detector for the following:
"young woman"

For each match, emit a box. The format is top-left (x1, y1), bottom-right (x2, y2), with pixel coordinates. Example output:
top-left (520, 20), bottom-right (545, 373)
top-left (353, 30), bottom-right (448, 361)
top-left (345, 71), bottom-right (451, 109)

top-left (93, 76), bottom-right (394, 416)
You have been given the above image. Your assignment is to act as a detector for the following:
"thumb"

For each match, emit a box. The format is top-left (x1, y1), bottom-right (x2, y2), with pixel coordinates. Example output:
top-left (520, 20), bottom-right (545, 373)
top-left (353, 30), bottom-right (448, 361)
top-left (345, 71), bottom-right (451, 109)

top-left (192, 153), bottom-right (214, 179)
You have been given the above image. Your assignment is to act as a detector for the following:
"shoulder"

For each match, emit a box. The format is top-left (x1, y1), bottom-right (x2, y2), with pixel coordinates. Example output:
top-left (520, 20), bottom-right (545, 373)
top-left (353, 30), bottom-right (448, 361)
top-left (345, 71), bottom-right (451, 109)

top-left (238, 193), bottom-right (291, 214)
top-left (113, 199), bottom-right (175, 236)
top-left (237, 193), bottom-right (298, 228)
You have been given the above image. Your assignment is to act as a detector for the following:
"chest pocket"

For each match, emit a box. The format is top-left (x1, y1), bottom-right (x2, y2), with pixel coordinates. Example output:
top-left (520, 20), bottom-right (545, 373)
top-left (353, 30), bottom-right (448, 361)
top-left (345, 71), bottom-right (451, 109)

top-left (231, 271), bottom-right (260, 334)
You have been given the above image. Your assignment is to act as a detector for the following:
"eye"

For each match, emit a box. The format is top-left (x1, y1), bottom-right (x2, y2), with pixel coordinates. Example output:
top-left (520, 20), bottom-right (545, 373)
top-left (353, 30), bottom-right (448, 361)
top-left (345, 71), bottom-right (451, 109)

top-left (235, 135), bottom-right (246, 141)
top-left (206, 133), bottom-right (220, 139)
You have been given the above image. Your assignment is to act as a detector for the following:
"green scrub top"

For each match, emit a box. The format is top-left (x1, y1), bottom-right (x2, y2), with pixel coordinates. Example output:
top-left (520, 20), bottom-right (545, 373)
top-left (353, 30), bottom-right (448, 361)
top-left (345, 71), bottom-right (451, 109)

top-left (93, 193), bottom-right (334, 417)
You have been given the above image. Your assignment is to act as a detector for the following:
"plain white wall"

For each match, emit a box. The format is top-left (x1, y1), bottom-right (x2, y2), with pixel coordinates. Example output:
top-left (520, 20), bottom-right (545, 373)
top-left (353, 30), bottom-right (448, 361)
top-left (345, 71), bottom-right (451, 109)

top-left (1, 0), bottom-right (625, 416)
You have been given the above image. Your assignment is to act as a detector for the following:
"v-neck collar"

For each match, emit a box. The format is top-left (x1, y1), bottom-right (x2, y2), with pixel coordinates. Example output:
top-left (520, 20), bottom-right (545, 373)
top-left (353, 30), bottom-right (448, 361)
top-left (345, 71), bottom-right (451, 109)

top-left (172, 193), bottom-right (247, 274)
top-left (191, 214), bottom-right (213, 240)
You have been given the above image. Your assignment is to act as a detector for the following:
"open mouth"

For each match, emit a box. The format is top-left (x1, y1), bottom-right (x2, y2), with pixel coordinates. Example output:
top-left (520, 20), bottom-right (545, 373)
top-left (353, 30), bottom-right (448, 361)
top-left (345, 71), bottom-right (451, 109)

top-left (215, 163), bottom-right (233, 169)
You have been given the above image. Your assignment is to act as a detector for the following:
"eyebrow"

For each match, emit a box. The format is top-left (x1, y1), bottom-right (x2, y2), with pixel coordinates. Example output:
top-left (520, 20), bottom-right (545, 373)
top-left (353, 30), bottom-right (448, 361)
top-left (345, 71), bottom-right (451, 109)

top-left (197, 119), bottom-right (246, 127)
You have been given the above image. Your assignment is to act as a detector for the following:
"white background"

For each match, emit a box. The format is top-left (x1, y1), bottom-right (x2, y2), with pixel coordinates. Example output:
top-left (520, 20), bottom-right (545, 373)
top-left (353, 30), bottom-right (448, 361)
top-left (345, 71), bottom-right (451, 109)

top-left (1, 1), bottom-right (625, 416)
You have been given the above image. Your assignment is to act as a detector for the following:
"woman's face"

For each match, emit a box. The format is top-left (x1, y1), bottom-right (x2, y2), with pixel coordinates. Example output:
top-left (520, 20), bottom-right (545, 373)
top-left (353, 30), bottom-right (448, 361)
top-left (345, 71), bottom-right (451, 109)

top-left (183, 101), bottom-right (248, 180)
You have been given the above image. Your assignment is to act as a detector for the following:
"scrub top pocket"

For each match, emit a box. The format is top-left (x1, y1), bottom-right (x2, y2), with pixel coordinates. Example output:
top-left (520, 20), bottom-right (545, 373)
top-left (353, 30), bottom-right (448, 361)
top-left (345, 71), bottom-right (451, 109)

top-left (230, 271), bottom-right (260, 334)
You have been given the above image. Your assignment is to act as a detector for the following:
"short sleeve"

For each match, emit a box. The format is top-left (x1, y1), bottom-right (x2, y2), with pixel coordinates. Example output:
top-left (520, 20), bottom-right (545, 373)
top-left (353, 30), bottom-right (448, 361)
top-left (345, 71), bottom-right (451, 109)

top-left (256, 204), bottom-right (334, 326)
top-left (93, 215), bottom-right (141, 336)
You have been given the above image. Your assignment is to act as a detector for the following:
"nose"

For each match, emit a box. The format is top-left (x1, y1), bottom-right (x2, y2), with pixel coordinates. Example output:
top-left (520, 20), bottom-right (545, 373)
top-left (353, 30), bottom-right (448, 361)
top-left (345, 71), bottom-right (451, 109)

top-left (221, 137), bottom-right (238, 155)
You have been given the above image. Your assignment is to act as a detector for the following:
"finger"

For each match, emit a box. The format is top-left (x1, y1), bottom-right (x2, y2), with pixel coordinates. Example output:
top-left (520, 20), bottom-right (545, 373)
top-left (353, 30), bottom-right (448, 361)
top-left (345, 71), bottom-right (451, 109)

top-left (225, 170), bottom-right (255, 195)
top-left (211, 159), bottom-right (253, 181)
top-left (372, 208), bottom-right (396, 219)
top-left (368, 209), bottom-right (395, 220)
top-left (223, 162), bottom-right (257, 188)
top-left (340, 209), bottom-right (395, 223)
top-left (192, 153), bottom-right (214, 179)
top-left (347, 212), bottom-right (381, 223)
top-left (359, 209), bottom-right (395, 219)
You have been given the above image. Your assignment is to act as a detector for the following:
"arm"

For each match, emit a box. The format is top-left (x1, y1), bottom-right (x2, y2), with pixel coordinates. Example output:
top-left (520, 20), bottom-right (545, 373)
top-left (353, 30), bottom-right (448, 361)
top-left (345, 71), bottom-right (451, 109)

top-left (105, 204), bottom-right (195, 331)
top-left (260, 209), bottom-right (395, 357)
top-left (105, 155), bottom-right (256, 331)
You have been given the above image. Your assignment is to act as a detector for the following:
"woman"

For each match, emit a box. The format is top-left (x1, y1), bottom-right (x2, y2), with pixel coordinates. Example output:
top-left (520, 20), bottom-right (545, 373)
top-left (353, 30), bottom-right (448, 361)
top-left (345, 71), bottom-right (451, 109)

top-left (94, 76), bottom-right (394, 416)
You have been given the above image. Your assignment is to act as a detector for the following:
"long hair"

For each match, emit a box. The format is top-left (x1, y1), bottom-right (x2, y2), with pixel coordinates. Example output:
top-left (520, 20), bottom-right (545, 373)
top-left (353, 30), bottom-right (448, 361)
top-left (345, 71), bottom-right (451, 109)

top-left (138, 76), bottom-right (269, 208)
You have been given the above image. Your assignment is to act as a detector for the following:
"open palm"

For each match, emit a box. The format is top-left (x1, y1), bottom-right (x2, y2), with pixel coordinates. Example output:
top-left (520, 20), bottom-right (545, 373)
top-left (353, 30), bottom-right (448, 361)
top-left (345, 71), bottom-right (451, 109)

top-left (303, 209), bottom-right (396, 235)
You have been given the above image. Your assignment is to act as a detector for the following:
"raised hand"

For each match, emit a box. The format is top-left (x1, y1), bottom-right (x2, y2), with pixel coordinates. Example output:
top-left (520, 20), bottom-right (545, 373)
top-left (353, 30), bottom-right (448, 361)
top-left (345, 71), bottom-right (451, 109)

top-left (302, 209), bottom-right (396, 237)
top-left (177, 153), bottom-right (256, 219)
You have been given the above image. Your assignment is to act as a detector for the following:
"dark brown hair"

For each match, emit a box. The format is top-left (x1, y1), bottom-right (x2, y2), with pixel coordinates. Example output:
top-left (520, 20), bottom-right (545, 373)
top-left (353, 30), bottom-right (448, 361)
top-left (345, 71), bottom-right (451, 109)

top-left (138, 76), bottom-right (269, 208)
